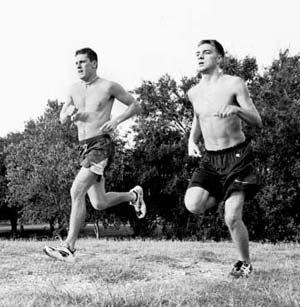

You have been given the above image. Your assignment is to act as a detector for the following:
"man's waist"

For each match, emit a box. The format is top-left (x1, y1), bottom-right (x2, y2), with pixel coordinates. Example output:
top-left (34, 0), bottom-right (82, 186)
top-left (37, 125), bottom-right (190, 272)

top-left (205, 138), bottom-right (250, 155)
top-left (79, 134), bottom-right (111, 145)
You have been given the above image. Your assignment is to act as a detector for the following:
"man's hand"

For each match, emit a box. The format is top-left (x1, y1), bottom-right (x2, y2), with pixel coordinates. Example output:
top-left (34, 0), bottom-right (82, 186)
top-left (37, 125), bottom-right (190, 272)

top-left (69, 107), bottom-right (80, 122)
top-left (213, 105), bottom-right (239, 118)
top-left (100, 119), bottom-right (119, 133)
top-left (188, 140), bottom-right (201, 158)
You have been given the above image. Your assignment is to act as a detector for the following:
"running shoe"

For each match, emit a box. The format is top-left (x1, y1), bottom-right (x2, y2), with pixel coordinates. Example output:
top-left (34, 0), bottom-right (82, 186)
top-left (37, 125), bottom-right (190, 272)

top-left (229, 260), bottom-right (253, 278)
top-left (129, 185), bottom-right (146, 219)
top-left (43, 245), bottom-right (75, 263)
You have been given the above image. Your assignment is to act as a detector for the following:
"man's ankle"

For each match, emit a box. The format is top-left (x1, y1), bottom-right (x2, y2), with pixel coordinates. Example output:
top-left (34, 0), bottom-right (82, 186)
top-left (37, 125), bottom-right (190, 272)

top-left (131, 190), bottom-right (138, 202)
top-left (64, 241), bottom-right (75, 252)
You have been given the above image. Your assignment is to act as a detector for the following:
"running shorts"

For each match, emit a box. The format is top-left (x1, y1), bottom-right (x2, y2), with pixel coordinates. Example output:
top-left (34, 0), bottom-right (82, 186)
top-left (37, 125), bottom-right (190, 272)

top-left (79, 134), bottom-right (114, 176)
top-left (188, 140), bottom-right (260, 201)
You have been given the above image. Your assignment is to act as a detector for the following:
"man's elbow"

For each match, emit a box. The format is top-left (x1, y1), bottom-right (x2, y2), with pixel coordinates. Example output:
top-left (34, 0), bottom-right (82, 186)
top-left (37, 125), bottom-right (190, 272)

top-left (59, 114), bottom-right (67, 124)
top-left (256, 117), bottom-right (263, 128)
top-left (133, 102), bottom-right (142, 115)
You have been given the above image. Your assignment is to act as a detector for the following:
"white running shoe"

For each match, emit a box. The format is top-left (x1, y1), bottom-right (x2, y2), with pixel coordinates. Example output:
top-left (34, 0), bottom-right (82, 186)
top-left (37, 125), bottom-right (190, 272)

top-left (43, 245), bottom-right (75, 263)
top-left (229, 260), bottom-right (253, 278)
top-left (129, 185), bottom-right (146, 219)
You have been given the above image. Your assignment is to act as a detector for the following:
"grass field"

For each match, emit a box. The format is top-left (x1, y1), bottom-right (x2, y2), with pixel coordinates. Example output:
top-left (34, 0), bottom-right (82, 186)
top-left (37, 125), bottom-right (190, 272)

top-left (0, 239), bottom-right (300, 307)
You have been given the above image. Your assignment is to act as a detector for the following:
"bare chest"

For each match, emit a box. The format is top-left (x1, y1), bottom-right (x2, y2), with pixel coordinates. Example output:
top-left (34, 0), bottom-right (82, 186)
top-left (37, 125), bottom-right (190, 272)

top-left (192, 85), bottom-right (236, 117)
top-left (72, 84), bottom-right (113, 112)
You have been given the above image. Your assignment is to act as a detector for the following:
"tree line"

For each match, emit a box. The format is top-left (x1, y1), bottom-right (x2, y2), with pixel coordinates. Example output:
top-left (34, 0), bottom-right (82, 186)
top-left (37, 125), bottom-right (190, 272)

top-left (1, 50), bottom-right (300, 242)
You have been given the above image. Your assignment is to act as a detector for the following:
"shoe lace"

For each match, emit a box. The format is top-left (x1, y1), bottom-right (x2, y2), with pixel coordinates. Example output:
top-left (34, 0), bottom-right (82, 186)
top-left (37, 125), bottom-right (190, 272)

top-left (233, 260), bottom-right (243, 271)
top-left (240, 263), bottom-right (252, 275)
top-left (55, 234), bottom-right (76, 254)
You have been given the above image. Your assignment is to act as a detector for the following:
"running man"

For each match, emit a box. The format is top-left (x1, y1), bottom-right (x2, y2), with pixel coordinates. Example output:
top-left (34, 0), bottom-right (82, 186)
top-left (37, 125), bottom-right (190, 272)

top-left (184, 40), bottom-right (262, 278)
top-left (44, 48), bottom-right (146, 262)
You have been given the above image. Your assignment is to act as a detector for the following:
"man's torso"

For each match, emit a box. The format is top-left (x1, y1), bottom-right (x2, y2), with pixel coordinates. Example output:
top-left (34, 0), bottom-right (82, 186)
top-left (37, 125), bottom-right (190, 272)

top-left (70, 78), bottom-right (114, 141)
top-left (190, 74), bottom-right (245, 150)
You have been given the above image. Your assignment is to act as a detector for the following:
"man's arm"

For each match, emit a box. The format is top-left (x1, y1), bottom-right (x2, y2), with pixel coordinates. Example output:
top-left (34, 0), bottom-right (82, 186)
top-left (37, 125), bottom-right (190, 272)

top-left (214, 77), bottom-right (262, 128)
top-left (60, 92), bottom-right (77, 124)
top-left (100, 82), bottom-right (141, 132)
top-left (234, 78), bottom-right (263, 128)
top-left (188, 90), bottom-right (202, 157)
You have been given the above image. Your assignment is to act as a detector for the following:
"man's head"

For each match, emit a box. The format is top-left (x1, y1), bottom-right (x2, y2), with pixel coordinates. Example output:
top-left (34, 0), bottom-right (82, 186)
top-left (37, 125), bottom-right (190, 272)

top-left (196, 40), bottom-right (224, 73)
top-left (75, 48), bottom-right (98, 81)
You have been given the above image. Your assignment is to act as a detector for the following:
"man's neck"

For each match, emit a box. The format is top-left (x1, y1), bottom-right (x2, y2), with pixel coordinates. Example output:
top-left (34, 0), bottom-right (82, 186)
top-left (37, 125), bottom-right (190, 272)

top-left (81, 74), bottom-right (99, 85)
top-left (201, 68), bottom-right (223, 83)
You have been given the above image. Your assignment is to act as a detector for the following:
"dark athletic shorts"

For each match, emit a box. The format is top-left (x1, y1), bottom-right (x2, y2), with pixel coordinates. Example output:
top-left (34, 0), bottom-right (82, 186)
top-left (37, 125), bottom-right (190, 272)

top-left (188, 140), bottom-right (259, 201)
top-left (79, 134), bottom-right (114, 177)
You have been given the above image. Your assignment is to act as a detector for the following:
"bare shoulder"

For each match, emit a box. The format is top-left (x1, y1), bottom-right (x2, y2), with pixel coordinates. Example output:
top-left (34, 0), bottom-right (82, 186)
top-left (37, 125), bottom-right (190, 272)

top-left (222, 74), bottom-right (243, 84)
top-left (187, 83), bottom-right (201, 101)
top-left (223, 75), bottom-right (247, 96)
top-left (70, 82), bottom-right (80, 90)
top-left (223, 74), bottom-right (245, 88)
top-left (68, 82), bottom-right (81, 96)
top-left (100, 78), bottom-right (122, 93)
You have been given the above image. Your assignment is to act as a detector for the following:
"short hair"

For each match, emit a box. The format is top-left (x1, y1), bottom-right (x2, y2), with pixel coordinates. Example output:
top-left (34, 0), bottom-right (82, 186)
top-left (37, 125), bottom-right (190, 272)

top-left (75, 47), bottom-right (98, 63)
top-left (198, 40), bottom-right (225, 57)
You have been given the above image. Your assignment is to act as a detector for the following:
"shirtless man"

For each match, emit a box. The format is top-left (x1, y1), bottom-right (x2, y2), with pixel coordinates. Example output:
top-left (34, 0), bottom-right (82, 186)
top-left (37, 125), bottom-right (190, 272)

top-left (44, 48), bottom-right (146, 262)
top-left (184, 40), bottom-right (262, 278)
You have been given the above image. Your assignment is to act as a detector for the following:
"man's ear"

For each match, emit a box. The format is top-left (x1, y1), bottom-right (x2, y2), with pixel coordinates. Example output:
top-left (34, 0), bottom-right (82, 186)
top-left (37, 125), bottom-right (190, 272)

top-left (217, 55), bottom-right (224, 66)
top-left (92, 60), bottom-right (98, 69)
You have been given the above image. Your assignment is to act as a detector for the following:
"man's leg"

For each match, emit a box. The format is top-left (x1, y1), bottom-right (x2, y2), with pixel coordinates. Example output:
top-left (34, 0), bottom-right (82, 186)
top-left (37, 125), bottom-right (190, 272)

top-left (64, 167), bottom-right (99, 250)
top-left (184, 187), bottom-right (216, 214)
top-left (87, 176), bottom-right (135, 210)
top-left (224, 191), bottom-right (250, 263)
top-left (88, 176), bottom-right (146, 219)
top-left (43, 167), bottom-right (97, 261)
top-left (224, 191), bottom-right (252, 278)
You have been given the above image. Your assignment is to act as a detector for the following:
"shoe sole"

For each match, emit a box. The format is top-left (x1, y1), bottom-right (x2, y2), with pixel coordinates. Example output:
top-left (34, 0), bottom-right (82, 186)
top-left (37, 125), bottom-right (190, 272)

top-left (43, 246), bottom-right (75, 263)
top-left (138, 198), bottom-right (146, 218)
top-left (131, 186), bottom-right (146, 219)
top-left (137, 187), bottom-right (146, 219)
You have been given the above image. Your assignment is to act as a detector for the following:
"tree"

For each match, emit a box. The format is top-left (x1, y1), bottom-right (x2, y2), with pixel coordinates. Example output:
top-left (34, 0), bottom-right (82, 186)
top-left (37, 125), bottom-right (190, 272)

top-left (244, 50), bottom-right (300, 241)
top-left (5, 100), bottom-right (78, 233)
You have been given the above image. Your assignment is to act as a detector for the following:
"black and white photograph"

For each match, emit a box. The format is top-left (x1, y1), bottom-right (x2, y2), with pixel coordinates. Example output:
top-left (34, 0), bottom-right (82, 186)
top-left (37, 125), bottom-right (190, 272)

top-left (0, 0), bottom-right (300, 306)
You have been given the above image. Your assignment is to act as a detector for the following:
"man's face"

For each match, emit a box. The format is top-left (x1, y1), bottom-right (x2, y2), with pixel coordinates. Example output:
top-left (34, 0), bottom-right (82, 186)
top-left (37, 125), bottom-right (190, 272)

top-left (196, 43), bottom-right (221, 72)
top-left (75, 53), bottom-right (97, 80)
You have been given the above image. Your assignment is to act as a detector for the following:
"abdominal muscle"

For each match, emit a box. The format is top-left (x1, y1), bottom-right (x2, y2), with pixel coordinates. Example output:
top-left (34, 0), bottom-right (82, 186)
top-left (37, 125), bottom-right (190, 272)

top-left (76, 111), bottom-right (111, 141)
top-left (200, 114), bottom-right (245, 151)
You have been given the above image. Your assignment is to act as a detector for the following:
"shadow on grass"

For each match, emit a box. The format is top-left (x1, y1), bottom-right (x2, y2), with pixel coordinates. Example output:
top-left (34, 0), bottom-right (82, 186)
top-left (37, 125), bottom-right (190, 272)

top-left (0, 223), bottom-right (134, 240)
top-left (193, 270), bottom-right (300, 307)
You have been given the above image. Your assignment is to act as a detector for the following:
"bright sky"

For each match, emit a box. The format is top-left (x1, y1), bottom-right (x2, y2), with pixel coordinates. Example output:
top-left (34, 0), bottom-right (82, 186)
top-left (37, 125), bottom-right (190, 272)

top-left (1, 0), bottom-right (300, 137)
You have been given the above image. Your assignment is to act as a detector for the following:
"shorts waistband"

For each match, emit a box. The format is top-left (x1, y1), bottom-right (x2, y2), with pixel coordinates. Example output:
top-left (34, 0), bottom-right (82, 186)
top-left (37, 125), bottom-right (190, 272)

top-left (79, 134), bottom-right (110, 145)
top-left (206, 139), bottom-right (250, 155)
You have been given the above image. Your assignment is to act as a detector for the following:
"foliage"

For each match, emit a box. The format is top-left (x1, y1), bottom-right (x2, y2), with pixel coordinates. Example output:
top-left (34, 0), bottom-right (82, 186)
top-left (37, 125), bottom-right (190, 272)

top-left (5, 100), bottom-right (78, 231)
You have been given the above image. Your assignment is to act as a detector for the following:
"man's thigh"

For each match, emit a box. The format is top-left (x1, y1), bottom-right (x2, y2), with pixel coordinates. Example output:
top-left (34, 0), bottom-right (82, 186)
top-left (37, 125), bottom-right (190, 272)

top-left (185, 186), bottom-right (210, 204)
top-left (72, 167), bottom-right (99, 195)
top-left (87, 175), bottom-right (106, 205)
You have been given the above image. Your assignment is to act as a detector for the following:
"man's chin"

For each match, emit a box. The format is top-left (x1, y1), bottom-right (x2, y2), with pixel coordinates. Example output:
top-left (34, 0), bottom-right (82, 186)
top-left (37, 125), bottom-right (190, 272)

top-left (198, 67), bottom-right (207, 73)
top-left (78, 75), bottom-right (87, 81)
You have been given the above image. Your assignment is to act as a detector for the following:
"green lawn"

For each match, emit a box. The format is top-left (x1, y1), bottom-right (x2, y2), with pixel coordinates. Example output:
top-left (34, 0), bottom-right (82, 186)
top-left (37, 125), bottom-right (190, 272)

top-left (0, 239), bottom-right (299, 307)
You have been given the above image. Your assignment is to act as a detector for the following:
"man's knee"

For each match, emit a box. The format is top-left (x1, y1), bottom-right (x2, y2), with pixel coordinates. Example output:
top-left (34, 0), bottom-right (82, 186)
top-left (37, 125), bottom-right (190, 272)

top-left (224, 212), bottom-right (242, 229)
top-left (70, 183), bottom-right (87, 203)
top-left (224, 193), bottom-right (244, 229)
top-left (184, 189), bottom-right (207, 214)
top-left (89, 192), bottom-right (109, 211)
top-left (71, 167), bottom-right (98, 202)
top-left (90, 199), bottom-right (108, 211)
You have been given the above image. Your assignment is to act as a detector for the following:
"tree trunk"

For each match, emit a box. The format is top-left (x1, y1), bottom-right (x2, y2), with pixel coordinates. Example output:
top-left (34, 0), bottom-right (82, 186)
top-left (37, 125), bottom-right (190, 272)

top-left (49, 221), bottom-right (55, 235)
top-left (93, 220), bottom-right (100, 239)
top-left (10, 216), bottom-right (17, 239)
